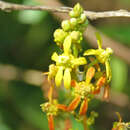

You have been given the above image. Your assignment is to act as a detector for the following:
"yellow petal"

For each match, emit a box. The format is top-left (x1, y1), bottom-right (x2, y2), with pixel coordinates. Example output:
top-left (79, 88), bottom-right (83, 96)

top-left (83, 49), bottom-right (98, 56)
top-left (55, 66), bottom-right (63, 87)
top-left (105, 60), bottom-right (112, 82)
top-left (72, 57), bottom-right (87, 66)
top-left (51, 52), bottom-right (59, 62)
top-left (63, 36), bottom-right (72, 54)
top-left (63, 68), bottom-right (71, 89)
top-left (95, 32), bottom-right (102, 49)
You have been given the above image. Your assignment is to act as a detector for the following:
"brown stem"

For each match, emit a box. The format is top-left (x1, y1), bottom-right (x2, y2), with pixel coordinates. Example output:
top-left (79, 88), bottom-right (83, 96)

top-left (1, 1), bottom-right (130, 20)
top-left (83, 116), bottom-right (88, 130)
top-left (48, 79), bottom-right (54, 103)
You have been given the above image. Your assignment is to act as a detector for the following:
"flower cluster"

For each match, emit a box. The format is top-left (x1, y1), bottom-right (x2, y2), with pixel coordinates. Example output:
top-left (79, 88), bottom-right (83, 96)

top-left (41, 3), bottom-right (113, 130)
top-left (112, 113), bottom-right (130, 130)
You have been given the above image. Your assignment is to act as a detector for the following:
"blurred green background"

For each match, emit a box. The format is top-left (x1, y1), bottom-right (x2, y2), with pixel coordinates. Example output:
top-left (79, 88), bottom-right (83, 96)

top-left (0, 0), bottom-right (130, 130)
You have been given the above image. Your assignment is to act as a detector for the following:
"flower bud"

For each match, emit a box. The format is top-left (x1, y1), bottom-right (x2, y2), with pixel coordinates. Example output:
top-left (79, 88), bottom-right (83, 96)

top-left (54, 29), bottom-right (67, 46)
top-left (78, 13), bottom-right (86, 24)
top-left (70, 3), bottom-right (83, 18)
top-left (70, 31), bottom-right (80, 42)
top-left (70, 18), bottom-right (77, 29)
top-left (61, 20), bottom-right (71, 31)
top-left (69, 10), bottom-right (75, 18)
top-left (86, 67), bottom-right (95, 85)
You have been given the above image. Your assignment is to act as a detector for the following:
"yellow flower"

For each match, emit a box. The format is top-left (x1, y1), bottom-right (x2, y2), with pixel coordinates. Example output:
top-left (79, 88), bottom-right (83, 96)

top-left (84, 32), bottom-right (113, 82)
top-left (51, 52), bottom-right (87, 88)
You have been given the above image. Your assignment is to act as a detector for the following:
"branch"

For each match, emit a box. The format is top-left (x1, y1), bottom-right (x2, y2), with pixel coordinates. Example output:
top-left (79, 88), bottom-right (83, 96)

top-left (40, 0), bottom-right (130, 64)
top-left (1, 1), bottom-right (130, 20)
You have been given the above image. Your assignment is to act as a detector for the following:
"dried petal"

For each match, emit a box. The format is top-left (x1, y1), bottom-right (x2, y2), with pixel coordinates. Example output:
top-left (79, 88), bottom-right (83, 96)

top-left (103, 85), bottom-right (110, 101)
top-left (71, 80), bottom-right (77, 87)
top-left (86, 67), bottom-right (95, 84)
top-left (48, 86), bottom-right (53, 103)
top-left (48, 115), bottom-right (54, 130)
top-left (63, 68), bottom-right (71, 89)
top-left (67, 96), bottom-right (81, 111)
top-left (55, 66), bottom-right (63, 87)
top-left (79, 98), bottom-right (88, 115)
top-left (92, 87), bottom-right (101, 94)
top-left (96, 76), bottom-right (106, 87)
top-left (57, 104), bottom-right (67, 111)
top-left (89, 57), bottom-right (100, 72)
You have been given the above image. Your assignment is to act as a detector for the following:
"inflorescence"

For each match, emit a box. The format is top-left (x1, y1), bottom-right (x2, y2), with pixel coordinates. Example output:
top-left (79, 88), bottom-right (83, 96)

top-left (40, 3), bottom-right (113, 130)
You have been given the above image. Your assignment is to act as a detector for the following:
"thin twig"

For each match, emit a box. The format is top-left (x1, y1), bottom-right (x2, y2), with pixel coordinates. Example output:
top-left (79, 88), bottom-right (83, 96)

top-left (83, 116), bottom-right (88, 130)
top-left (1, 1), bottom-right (130, 20)
top-left (40, 0), bottom-right (130, 64)
top-left (0, 1), bottom-right (130, 63)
